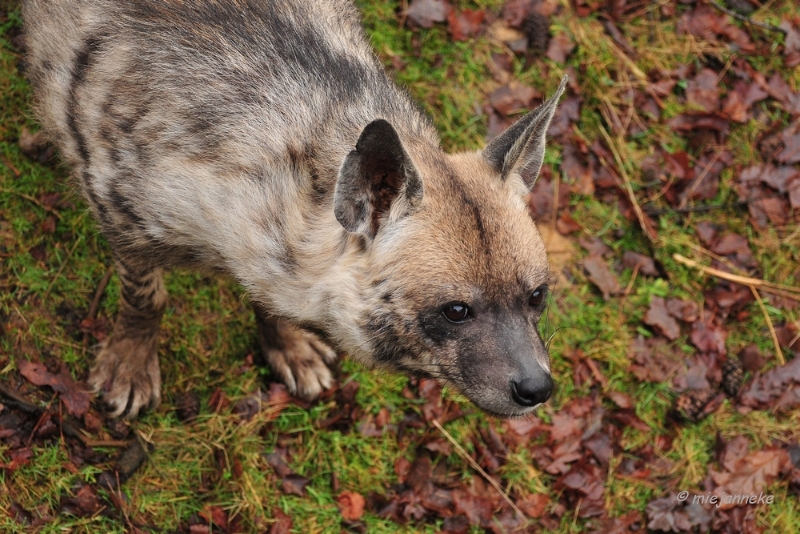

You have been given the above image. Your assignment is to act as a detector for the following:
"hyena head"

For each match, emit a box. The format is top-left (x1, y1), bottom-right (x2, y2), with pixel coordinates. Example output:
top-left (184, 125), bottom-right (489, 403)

top-left (334, 78), bottom-right (567, 417)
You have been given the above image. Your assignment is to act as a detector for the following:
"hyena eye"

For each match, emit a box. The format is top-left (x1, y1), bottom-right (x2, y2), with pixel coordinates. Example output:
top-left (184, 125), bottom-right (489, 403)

top-left (441, 302), bottom-right (471, 323)
top-left (529, 285), bottom-right (548, 308)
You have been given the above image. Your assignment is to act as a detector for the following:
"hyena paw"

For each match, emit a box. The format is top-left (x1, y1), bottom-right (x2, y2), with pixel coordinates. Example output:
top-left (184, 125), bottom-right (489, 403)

top-left (261, 324), bottom-right (337, 400)
top-left (88, 337), bottom-right (161, 419)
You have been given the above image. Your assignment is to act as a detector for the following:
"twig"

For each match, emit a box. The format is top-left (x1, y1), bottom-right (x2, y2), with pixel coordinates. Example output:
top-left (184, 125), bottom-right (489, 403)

top-left (748, 285), bottom-right (785, 365)
top-left (84, 266), bottom-right (114, 348)
top-left (0, 187), bottom-right (64, 219)
top-left (26, 393), bottom-right (58, 446)
top-left (673, 254), bottom-right (800, 297)
top-left (432, 419), bottom-right (527, 521)
top-left (398, 0), bottom-right (408, 28)
top-left (43, 237), bottom-right (82, 303)
top-left (710, 1), bottom-right (786, 34)
top-left (0, 382), bottom-right (41, 413)
top-left (623, 262), bottom-right (641, 298)
top-left (688, 243), bottom-right (747, 278)
top-left (598, 126), bottom-right (657, 242)
top-left (789, 328), bottom-right (800, 352)
top-left (677, 150), bottom-right (724, 210)
top-left (88, 266), bottom-right (114, 320)
top-left (644, 201), bottom-right (748, 216)
top-left (0, 156), bottom-right (21, 177)
top-left (0, 382), bottom-right (124, 447)
top-left (80, 437), bottom-right (132, 448)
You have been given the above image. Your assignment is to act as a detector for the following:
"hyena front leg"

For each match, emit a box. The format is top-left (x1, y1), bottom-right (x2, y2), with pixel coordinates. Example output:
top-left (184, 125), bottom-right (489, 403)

top-left (255, 309), bottom-right (337, 400)
top-left (88, 258), bottom-right (166, 418)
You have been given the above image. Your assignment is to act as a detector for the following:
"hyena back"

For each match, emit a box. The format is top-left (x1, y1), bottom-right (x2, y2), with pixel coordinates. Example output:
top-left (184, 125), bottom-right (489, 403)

top-left (23, 0), bottom-right (565, 418)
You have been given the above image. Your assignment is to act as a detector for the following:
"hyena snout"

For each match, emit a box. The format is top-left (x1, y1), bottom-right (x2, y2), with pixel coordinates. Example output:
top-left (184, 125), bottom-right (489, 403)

top-left (511, 364), bottom-right (554, 407)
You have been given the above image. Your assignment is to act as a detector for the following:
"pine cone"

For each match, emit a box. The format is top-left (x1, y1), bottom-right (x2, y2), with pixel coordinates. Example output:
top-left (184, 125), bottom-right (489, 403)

top-left (674, 389), bottom-right (717, 423)
top-left (523, 12), bottom-right (550, 53)
top-left (721, 357), bottom-right (744, 397)
top-left (175, 391), bottom-right (201, 423)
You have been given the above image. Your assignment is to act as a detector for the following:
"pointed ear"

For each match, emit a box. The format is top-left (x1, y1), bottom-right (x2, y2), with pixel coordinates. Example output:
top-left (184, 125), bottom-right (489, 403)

top-left (483, 76), bottom-right (567, 189)
top-left (334, 119), bottom-right (424, 238)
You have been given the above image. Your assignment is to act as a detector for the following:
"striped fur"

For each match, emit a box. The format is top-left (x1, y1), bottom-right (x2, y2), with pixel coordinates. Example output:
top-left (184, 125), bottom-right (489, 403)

top-left (23, 0), bottom-right (564, 418)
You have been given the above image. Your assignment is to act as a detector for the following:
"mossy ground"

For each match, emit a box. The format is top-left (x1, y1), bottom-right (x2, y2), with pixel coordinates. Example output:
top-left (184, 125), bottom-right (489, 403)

top-left (2, 1), bottom-right (800, 532)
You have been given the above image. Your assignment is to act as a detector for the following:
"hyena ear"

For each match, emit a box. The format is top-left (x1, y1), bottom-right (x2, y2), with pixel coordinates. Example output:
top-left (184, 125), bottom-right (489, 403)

top-left (483, 76), bottom-right (568, 189)
top-left (335, 119), bottom-right (424, 238)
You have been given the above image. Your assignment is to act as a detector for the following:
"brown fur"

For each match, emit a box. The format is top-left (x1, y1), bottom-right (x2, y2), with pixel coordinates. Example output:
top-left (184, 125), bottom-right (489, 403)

top-left (23, 0), bottom-right (565, 418)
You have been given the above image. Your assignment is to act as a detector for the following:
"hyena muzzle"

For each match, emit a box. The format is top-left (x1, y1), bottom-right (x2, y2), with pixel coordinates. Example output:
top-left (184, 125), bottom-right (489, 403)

top-left (22, 0), bottom-right (565, 418)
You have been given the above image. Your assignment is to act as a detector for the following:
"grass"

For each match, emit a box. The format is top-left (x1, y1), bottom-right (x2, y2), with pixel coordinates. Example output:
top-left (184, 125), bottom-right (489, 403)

top-left (2, 0), bottom-right (800, 532)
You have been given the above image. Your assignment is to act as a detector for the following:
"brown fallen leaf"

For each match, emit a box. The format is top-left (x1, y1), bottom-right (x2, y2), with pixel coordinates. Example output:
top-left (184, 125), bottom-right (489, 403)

top-left (452, 488), bottom-right (494, 526)
top-left (778, 122), bottom-right (800, 164)
top-left (555, 460), bottom-right (605, 518)
top-left (545, 32), bottom-right (574, 63)
top-left (502, 0), bottom-right (534, 27)
top-left (265, 451), bottom-right (293, 478)
top-left (690, 318), bottom-right (727, 354)
top-left (547, 96), bottom-right (581, 139)
top-left (337, 490), bottom-right (366, 521)
top-left (555, 211), bottom-right (581, 235)
top-left (711, 448), bottom-right (790, 509)
top-left (622, 251), bottom-right (658, 277)
top-left (629, 336), bottom-right (684, 383)
top-left (199, 505), bottom-right (229, 531)
top-left (446, 8), bottom-right (485, 42)
top-left (667, 113), bottom-right (730, 137)
top-left (543, 437), bottom-right (582, 474)
top-left (60, 483), bottom-right (101, 517)
top-left (269, 509), bottom-right (292, 534)
top-left (738, 345), bottom-right (765, 373)
top-left (79, 317), bottom-right (110, 342)
top-left (561, 142), bottom-right (593, 196)
top-left (583, 256), bottom-right (620, 300)
top-left (405, 452), bottom-right (433, 494)
top-left (738, 355), bottom-right (800, 412)
top-left (646, 493), bottom-right (713, 532)
top-left (517, 493), bottom-right (549, 518)
top-left (17, 360), bottom-right (91, 418)
top-left (721, 80), bottom-right (749, 122)
top-left (0, 447), bottom-right (34, 472)
top-left (501, 417), bottom-right (544, 449)
top-left (488, 83), bottom-right (539, 116)
top-left (717, 434), bottom-right (750, 473)
top-left (406, 0), bottom-right (451, 29)
top-left (645, 297), bottom-right (681, 340)
top-left (665, 298), bottom-right (699, 323)
top-left (686, 68), bottom-right (720, 113)
top-left (281, 474), bottom-right (310, 497)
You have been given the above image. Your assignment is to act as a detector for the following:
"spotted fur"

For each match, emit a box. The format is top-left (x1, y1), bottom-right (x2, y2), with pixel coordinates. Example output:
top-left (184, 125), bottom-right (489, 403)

top-left (23, 0), bottom-right (565, 418)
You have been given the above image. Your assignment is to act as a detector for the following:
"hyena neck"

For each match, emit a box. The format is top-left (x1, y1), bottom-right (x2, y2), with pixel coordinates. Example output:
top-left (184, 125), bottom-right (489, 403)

top-left (236, 213), bottom-right (371, 358)
top-left (238, 120), bottom-right (440, 359)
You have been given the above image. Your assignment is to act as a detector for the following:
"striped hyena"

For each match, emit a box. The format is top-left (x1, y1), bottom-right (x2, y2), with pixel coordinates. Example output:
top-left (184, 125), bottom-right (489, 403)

top-left (22, 0), bottom-right (565, 418)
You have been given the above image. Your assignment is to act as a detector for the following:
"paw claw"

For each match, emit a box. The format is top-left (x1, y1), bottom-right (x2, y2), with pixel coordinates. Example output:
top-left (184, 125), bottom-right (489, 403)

top-left (259, 322), bottom-right (338, 401)
top-left (89, 336), bottom-right (161, 419)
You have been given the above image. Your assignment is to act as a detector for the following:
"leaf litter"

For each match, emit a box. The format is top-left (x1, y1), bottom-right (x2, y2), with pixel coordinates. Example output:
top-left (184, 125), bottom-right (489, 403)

top-left (4, 0), bottom-right (800, 532)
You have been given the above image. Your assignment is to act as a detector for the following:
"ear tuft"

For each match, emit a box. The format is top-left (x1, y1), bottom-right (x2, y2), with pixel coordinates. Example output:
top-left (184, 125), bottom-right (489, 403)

top-left (484, 76), bottom-right (567, 189)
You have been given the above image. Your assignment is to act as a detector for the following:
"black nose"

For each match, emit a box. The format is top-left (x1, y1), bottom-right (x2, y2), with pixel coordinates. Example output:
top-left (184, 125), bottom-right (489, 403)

top-left (511, 374), bottom-right (553, 407)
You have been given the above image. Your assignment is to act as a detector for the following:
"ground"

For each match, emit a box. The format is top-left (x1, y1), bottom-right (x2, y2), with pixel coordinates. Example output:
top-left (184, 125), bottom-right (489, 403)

top-left (2, 0), bottom-right (800, 533)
